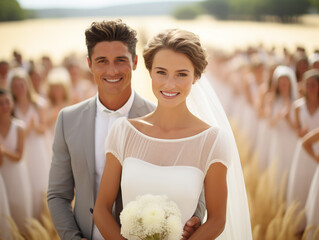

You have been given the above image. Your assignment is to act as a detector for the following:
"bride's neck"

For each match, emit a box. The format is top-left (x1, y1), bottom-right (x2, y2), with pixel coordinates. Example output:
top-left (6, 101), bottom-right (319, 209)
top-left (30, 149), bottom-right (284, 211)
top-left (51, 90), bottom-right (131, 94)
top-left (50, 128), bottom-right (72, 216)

top-left (151, 104), bottom-right (193, 131)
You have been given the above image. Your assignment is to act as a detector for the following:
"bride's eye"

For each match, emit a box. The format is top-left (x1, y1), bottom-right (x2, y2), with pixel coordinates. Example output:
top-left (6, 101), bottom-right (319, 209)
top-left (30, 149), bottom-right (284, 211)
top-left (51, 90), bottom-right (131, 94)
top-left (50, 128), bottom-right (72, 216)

top-left (177, 72), bottom-right (188, 77)
top-left (156, 71), bottom-right (166, 75)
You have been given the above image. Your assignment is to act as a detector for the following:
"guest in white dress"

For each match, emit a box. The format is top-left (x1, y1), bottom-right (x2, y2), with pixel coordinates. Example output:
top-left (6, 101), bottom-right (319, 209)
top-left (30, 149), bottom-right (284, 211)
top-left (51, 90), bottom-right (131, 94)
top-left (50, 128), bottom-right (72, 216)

top-left (0, 60), bottom-right (10, 89)
top-left (301, 128), bottom-right (319, 240)
top-left (0, 88), bottom-right (32, 233)
top-left (0, 153), bottom-right (12, 240)
top-left (94, 29), bottom-right (252, 239)
top-left (254, 60), bottom-right (278, 171)
top-left (45, 67), bottom-right (71, 161)
top-left (286, 69), bottom-right (319, 233)
top-left (308, 52), bottom-right (319, 70)
top-left (267, 65), bottom-right (299, 186)
top-left (9, 68), bottom-right (50, 220)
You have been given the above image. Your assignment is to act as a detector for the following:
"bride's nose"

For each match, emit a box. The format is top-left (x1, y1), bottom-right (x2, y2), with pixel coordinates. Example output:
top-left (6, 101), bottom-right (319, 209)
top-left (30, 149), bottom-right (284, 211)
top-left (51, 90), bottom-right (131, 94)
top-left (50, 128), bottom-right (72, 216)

top-left (164, 75), bottom-right (176, 88)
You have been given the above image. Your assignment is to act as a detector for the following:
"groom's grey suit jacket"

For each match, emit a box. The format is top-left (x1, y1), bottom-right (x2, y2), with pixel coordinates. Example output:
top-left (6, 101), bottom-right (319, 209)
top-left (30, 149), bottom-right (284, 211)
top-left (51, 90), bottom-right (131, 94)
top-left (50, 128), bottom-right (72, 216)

top-left (47, 92), bottom-right (206, 240)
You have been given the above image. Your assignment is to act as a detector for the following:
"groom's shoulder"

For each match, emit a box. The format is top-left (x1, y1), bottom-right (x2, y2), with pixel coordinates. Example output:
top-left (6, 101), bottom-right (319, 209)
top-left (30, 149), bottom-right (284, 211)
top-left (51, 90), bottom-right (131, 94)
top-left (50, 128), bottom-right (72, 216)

top-left (61, 97), bottom-right (95, 115)
top-left (133, 92), bottom-right (156, 111)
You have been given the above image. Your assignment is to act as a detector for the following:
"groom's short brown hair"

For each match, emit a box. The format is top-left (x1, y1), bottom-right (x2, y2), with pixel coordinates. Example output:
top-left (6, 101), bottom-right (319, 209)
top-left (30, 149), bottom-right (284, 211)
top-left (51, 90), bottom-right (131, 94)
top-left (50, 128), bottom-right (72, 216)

top-left (85, 19), bottom-right (138, 61)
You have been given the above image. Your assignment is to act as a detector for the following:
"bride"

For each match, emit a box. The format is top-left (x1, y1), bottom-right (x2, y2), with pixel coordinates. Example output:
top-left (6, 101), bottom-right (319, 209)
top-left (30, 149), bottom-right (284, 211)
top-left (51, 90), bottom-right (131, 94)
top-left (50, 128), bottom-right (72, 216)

top-left (93, 28), bottom-right (252, 239)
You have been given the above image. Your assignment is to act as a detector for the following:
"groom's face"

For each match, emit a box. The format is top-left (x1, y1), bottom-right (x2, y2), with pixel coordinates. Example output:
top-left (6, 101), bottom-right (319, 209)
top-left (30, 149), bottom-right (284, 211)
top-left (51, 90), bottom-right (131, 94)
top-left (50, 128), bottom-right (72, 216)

top-left (88, 40), bottom-right (138, 101)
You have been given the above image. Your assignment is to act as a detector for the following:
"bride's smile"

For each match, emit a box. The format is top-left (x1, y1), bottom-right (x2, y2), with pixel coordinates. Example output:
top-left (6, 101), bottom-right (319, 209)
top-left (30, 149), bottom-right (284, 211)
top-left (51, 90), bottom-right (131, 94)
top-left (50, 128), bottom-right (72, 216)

top-left (150, 49), bottom-right (196, 107)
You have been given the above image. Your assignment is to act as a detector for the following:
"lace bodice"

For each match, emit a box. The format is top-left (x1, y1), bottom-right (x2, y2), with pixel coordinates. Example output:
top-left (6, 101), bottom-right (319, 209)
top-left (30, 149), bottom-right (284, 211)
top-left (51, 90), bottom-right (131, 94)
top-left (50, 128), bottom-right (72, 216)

top-left (105, 117), bottom-right (231, 175)
top-left (105, 117), bottom-right (231, 225)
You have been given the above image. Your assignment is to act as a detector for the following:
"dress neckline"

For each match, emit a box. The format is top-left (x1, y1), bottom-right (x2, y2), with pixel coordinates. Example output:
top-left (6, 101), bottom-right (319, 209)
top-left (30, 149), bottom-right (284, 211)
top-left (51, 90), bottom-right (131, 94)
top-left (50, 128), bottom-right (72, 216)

top-left (124, 118), bottom-right (215, 142)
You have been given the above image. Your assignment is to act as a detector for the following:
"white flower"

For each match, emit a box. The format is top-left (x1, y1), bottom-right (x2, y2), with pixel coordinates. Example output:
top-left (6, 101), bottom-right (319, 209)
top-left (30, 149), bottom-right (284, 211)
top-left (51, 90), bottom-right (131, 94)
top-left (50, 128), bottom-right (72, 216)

top-left (141, 202), bottom-right (165, 234)
top-left (167, 215), bottom-right (183, 240)
top-left (120, 194), bottom-right (183, 240)
top-left (120, 201), bottom-right (143, 238)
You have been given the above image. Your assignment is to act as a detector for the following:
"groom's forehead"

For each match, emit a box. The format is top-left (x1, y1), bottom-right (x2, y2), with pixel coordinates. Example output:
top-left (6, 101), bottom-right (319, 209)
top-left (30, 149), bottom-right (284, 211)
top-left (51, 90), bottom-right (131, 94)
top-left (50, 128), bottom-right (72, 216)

top-left (92, 41), bottom-right (131, 58)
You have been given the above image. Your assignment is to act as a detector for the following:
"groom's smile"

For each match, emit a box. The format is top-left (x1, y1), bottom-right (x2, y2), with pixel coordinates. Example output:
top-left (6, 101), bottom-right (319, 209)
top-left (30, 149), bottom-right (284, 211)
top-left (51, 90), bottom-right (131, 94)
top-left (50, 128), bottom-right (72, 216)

top-left (88, 41), bottom-right (138, 102)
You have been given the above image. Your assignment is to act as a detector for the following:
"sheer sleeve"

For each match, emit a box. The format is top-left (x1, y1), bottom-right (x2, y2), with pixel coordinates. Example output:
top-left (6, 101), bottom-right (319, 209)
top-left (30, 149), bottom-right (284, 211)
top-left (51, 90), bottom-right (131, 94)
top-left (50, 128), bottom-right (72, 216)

top-left (205, 129), bottom-right (231, 175)
top-left (104, 117), bottom-right (127, 165)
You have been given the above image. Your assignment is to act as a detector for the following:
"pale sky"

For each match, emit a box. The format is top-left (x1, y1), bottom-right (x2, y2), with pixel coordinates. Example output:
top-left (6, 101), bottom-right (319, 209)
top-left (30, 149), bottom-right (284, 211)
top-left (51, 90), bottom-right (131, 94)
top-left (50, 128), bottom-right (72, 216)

top-left (17, 0), bottom-right (198, 9)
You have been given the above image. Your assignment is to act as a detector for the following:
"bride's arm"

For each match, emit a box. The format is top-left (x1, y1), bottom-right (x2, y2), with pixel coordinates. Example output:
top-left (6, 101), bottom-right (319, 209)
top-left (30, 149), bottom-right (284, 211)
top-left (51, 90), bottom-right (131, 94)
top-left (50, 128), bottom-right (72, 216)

top-left (93, 153), bottom-right (125, 240)
top-left (189, 162), bottom-right (227, 240)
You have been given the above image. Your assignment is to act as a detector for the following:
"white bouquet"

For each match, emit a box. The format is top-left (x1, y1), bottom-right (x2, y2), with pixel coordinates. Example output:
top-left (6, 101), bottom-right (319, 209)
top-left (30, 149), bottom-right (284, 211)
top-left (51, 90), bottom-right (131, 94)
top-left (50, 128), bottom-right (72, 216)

top-left (120, 194), bottom-right (183, 240)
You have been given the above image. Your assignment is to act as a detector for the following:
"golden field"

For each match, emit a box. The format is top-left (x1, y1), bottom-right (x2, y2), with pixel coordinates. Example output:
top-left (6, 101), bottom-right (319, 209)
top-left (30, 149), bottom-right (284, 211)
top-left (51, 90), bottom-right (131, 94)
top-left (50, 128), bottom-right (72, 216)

top-left (1, 14), bottom-right (319, 239)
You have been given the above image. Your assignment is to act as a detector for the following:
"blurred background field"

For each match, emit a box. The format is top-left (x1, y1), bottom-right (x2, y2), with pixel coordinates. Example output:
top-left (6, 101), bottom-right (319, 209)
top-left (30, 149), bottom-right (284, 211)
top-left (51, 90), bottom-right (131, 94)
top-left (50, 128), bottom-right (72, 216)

top-left (1, 14), bottom-right (319, 101)
top-left (1, 0), bottom-right (319, 239)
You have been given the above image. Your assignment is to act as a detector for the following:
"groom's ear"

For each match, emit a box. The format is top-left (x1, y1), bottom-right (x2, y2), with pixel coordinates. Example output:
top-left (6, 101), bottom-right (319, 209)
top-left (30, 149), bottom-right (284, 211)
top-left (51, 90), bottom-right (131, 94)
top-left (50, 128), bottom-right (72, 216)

top-left (87, 57), bottom-right (92, 71)
top-left (132, 55), bottom-right (138, 71)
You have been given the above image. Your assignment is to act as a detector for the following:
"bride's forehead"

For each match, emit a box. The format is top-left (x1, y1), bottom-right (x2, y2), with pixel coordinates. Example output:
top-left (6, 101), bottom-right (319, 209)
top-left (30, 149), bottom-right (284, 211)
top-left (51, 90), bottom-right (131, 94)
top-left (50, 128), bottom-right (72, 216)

top-left (152, 50), bottom-right (193, 67)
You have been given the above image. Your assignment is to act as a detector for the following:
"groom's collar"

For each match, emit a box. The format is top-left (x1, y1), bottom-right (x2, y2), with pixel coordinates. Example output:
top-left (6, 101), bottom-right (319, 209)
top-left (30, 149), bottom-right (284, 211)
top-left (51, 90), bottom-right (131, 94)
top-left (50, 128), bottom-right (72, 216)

top-left (96, 90), bottom-right (135, 116)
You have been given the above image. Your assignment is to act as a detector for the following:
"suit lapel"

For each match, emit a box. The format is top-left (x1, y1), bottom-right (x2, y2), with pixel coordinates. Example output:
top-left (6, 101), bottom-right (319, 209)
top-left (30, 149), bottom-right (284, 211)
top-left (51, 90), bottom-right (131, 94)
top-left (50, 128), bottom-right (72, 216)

top-left (129, 92), bottom-right (151, 118)
top-left (82, 97), bottom-right (97, 192)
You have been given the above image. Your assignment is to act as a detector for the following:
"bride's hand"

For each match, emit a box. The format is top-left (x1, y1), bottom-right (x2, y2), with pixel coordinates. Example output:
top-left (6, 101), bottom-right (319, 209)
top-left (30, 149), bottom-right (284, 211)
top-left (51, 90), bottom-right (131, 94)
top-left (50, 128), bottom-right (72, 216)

top-left (181, 216), bottom-right (201, 239)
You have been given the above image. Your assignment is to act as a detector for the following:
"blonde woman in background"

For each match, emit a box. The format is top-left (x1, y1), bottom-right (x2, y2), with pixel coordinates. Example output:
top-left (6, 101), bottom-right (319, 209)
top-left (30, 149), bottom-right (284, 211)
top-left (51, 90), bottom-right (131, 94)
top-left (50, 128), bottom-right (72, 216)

top-left (302, 128), bottom-right (319, 240)
top-left (46, 67), bottom-right (71, 160)
top-left (267, 65), bottom-right (299, 187)
top-left (287, 69), bottom-right (319, 235)
top-left (9, 68), bottom-right (50, 220)
top-left (0, 88), bottom-right (32, 234)
top-left (0, 90), bottom-right (12, 240)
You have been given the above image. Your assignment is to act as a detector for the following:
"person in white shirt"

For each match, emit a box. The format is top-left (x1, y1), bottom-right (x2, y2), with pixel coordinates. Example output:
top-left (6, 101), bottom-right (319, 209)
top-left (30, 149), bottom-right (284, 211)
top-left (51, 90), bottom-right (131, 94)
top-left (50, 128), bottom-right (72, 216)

top-left (47, 19), bottom-right (205, 240)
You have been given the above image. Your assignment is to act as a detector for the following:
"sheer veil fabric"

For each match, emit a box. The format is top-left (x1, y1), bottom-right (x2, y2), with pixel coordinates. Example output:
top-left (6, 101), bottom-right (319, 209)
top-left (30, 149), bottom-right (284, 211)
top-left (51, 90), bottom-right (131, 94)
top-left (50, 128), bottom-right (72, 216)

top-left (187, 74), bottom-right (252, 239)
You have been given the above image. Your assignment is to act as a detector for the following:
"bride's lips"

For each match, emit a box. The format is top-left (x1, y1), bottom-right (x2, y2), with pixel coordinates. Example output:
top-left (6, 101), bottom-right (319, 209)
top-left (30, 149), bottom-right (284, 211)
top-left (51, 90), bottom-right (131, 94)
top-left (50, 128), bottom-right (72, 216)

top-left (103, 77), bottom-right (122, 83)
top-left (160, 91), bottom-right (180, 98)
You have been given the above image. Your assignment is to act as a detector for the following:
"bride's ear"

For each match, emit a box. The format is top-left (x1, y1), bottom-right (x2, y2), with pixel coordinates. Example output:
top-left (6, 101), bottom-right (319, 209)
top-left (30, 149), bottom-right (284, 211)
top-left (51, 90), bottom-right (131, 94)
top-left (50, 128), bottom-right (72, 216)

top-left (192, 77), bottom-right (198, 84)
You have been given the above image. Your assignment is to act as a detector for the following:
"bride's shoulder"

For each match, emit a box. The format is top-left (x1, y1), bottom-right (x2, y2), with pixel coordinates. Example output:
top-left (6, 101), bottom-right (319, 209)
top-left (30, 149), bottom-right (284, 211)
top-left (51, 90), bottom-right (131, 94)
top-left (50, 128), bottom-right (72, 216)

top-left (191, 116), bottom-right (212, 132)
top-left (127, 117), bottom-right (151, 132)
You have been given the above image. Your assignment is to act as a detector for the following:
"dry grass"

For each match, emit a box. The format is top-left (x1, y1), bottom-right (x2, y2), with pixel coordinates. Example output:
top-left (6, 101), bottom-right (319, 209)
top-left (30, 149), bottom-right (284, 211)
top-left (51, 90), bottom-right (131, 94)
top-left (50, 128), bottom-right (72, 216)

top-left (233, 121), bottom-right (318, 240)
top-left (2, 123), bottom-right (318, 240)
top-left (5, 195), bottom-right (59, 240)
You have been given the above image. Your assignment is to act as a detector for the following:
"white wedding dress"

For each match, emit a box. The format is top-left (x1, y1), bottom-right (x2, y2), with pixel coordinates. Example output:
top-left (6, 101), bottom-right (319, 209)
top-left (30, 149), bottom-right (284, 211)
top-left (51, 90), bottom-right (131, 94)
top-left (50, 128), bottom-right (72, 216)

top-left (286, 102), bottom-right (319, 232)
top-left (15, 105), bottom-right (50, 219)
top-left (106, 117), bottom-right (230, 226)
top-left (0, 173), bottom-right (12, 240)
top-left (0, 119), bottom-right (32, 232)
top-left (105, 76), bottom-right (252, 239)
top-left (268, 98), bottom-right (298, 183)
top-left (305, 164), bottom-right (319, 240)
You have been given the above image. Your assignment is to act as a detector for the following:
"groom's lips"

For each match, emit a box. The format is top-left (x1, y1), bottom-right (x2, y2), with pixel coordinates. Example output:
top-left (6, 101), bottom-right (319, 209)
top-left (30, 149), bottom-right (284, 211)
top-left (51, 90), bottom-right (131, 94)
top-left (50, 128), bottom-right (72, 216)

top-left (103, 77), bottom-right (123, 83)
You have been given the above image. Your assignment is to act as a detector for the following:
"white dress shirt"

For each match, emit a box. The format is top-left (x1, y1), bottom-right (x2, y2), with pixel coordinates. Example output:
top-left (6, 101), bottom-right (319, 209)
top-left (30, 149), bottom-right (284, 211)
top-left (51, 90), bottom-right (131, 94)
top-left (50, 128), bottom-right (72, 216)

top-left (92, 91), bottom-right (134, 240)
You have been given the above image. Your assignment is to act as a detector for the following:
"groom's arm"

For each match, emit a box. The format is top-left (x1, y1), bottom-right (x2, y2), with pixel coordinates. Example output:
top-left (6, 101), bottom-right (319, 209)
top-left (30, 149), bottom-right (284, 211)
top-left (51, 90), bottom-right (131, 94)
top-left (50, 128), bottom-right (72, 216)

top-left (193, 188), bottom-right (206, 222)
top-left (182, 189), bottom-right (206, 239)
top-left (47, 111), bottom-right (83, 240)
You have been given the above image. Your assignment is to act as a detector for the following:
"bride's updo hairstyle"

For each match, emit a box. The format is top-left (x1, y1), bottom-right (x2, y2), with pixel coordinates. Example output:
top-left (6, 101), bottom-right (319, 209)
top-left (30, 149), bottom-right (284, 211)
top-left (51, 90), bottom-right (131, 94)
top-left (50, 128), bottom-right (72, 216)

top-left (143, 29), bottom-right (208, 80)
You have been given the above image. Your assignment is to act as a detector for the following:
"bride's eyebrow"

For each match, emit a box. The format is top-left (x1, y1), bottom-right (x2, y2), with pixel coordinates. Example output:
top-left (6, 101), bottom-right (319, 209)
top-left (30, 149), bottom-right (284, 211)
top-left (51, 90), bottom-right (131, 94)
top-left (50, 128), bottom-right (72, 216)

top-left (154, 67), bottom-right (190, 72)
top-left (154, 67), bottom-right (167, 70)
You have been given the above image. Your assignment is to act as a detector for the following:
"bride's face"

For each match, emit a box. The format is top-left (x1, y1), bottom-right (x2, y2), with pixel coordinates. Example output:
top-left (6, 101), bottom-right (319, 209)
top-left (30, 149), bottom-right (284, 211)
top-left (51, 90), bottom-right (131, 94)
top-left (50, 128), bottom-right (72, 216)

top-left (150, 49), bottom-right (196, 107)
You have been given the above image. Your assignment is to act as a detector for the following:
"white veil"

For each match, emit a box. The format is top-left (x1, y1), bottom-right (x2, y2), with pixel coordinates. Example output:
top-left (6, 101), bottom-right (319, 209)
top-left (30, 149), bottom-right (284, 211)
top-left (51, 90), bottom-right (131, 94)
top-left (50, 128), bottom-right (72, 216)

top-left (187, 74), bottom-right (252, 239)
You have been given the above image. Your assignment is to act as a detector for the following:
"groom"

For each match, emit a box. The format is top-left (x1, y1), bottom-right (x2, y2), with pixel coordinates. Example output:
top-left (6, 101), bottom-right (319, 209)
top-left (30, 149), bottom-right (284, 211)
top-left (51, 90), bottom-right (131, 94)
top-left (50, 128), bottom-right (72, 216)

top-left (47, 19), bottom-right (205, 240)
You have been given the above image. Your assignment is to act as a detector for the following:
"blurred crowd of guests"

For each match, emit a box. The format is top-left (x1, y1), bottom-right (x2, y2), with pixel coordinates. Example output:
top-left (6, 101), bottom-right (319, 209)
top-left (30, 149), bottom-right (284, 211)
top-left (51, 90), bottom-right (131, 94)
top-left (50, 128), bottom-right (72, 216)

top-left (208, 44), bottom-right (319, 238)
top-left (0, 44), bottom-right (318, 239)
top-left (0, 51), bottom-right (96, 239)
